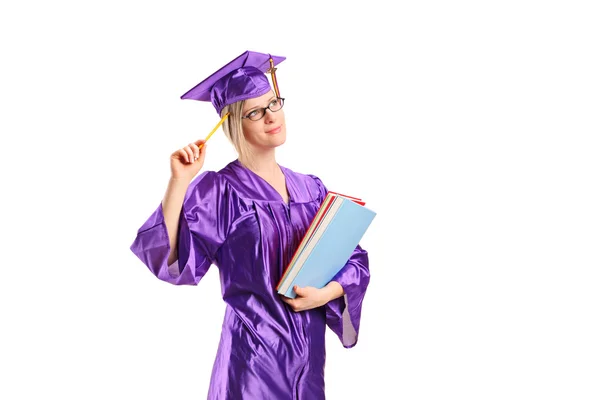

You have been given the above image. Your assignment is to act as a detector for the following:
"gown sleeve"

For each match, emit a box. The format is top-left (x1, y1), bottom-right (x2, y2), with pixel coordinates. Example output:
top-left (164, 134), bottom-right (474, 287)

top-left (309, 175), bottom-right (371, 348)
top-left (130, 171), bottom-right (233, 286)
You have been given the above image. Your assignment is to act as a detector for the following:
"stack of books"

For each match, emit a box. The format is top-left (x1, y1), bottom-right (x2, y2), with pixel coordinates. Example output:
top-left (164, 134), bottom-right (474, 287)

top-left (276, 191), bottom-right (377, 298)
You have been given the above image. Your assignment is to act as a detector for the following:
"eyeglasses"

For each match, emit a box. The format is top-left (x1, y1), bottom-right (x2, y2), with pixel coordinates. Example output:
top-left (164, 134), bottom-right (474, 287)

top-left (241, 97), bottom-right (285, 121)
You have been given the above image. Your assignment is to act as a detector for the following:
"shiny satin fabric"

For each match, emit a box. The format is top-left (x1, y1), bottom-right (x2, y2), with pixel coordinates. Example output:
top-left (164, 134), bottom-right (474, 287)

top-left (179, 50), bottom-right (286, 114)
top-left (130, 159), bottom-right (370, 399)
top-left (209, 67), bottom-right (272, 115)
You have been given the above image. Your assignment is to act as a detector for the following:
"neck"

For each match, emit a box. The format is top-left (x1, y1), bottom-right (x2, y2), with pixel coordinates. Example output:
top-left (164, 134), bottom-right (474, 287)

top-left (238, 149), bottom-right (279, 176)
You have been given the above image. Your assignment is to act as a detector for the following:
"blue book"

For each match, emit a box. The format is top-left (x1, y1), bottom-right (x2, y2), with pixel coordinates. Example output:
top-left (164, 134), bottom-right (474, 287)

top-left (277, 192), bottom-right (376, 298)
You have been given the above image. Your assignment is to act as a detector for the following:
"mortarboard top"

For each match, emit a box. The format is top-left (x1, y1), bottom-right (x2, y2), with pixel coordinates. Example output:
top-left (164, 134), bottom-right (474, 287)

top-left (180, 50), bottom-right (286, 147)
top-left (181, 50), bottom-right (285, 114)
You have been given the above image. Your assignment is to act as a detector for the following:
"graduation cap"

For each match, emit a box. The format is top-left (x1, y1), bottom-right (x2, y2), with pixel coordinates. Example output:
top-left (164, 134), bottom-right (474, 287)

top-left (181, 50), bottom-right (286, 145)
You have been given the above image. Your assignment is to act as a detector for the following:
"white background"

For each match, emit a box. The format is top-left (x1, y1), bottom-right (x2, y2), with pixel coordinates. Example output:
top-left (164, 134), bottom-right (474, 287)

top-left (1, 1), bottom-right (599, 399)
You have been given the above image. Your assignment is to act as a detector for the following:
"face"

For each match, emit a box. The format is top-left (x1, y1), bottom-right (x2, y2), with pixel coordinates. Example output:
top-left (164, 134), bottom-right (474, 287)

top-left (241, 91), bottom-right (286, 151)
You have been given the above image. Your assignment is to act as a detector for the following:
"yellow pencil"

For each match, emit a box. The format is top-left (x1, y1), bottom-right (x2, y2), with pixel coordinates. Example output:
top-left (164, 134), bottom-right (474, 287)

top-left (200, 112), bottom-right (230, 149)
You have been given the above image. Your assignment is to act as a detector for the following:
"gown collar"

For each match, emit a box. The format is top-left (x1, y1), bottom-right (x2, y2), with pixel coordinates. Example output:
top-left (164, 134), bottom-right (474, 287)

top-left (223, 159), bottom-right (303, 204)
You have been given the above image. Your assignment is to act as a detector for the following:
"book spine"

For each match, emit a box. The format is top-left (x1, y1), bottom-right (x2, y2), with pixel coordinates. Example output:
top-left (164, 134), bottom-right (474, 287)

top-left (276, 193), bottom-right (337, 290)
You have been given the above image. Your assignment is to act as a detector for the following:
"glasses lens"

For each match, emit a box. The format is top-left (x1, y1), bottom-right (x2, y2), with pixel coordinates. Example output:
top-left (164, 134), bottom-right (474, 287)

top-left (270, 98), bottom-right (284, 112)
top-left (246, 98), bottom-right (284, 121)
top-left (249, 109), bottom-right (265, 121)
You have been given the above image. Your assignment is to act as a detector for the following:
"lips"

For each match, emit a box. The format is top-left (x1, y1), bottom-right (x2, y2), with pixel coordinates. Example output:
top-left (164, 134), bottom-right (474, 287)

top-left (266, 126), bottom-right (282, 134)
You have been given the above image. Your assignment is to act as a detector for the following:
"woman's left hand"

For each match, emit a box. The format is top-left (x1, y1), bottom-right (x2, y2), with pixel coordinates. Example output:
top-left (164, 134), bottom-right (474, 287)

top-left (280, 282), bottom-right (344, 312)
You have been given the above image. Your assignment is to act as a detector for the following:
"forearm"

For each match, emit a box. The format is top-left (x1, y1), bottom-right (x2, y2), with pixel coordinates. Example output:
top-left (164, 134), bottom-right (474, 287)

top-left (323, 281), bottom-right (344, 302)
top-left (162, 177), bottom-right (191, 265)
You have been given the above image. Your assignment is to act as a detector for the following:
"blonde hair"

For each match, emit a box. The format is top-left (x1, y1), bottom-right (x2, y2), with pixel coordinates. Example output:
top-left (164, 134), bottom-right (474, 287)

top-left (221, 100), bottom-right (252, 161)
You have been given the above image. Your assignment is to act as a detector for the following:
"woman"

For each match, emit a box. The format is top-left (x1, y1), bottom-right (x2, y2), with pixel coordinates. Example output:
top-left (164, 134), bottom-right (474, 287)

top-left (130, 50), bottom-right (370, 399)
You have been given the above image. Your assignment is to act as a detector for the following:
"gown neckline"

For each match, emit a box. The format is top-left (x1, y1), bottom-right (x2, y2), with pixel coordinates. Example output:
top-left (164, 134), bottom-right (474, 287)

top-left (232, 159), bottom-right (292, 206)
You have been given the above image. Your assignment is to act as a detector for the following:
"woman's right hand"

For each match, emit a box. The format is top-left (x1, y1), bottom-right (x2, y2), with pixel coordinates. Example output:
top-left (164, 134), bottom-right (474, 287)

top-left (169, 139), bottom-right (208, 182)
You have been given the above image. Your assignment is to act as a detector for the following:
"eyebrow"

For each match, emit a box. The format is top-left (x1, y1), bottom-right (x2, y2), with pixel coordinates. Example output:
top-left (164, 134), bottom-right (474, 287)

top-left (243, 96), bottom-right (277, 115)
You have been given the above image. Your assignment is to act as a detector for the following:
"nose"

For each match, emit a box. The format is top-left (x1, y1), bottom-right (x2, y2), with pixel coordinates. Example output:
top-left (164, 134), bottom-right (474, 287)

top-left (263, 108), bottom-right (276, 123)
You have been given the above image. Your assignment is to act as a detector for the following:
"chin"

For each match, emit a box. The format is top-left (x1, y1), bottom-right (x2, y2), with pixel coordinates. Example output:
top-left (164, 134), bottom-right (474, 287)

top-left (267, 139), bottom-right (286, 150)
top-left (266, 130), bottom-right (286, 147)
top-left (274, 134), bottom-right (286, 147)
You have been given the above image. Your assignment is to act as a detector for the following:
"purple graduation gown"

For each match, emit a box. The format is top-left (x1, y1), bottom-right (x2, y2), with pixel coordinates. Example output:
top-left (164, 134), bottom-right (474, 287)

top-left (130, 159), bottom-right (370, 399)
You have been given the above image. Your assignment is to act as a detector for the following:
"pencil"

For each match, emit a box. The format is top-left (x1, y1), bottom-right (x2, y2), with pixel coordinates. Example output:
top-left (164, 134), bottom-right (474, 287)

top-left (200, 112), bottom-right (230, 149)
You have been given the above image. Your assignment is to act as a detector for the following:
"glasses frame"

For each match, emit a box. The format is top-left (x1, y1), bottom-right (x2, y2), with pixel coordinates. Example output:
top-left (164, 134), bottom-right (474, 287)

top-left (241, 97), bottom-right (285, 121)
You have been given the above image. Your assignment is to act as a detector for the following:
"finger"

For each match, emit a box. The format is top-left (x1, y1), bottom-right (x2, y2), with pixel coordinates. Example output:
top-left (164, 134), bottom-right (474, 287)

top-left (189, 143), bottom-right (200, 159)
top-left (291, 301), bottom-right (304, 312)
top-left (281, 297), bottom-right (298, 308)
top-left (183, 146), bottom-right (194, 163)
top-left (284, 300), bottom-right (299, 311)
top-left (194, 139), bottom-right (207, 150)
top-left (293, 285), bottom-right (304, 296)
top-left (177, 148), bottom-right (189, 163)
